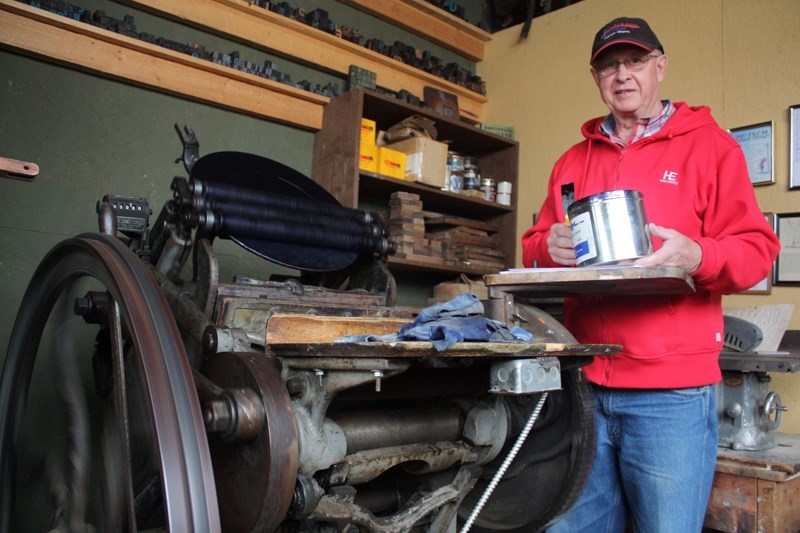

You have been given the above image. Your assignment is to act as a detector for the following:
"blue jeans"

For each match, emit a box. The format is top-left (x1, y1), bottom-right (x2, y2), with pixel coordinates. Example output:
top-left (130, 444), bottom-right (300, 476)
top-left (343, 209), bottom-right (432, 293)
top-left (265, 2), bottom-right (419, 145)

top-left (547, 384), bottom-right (718, 533)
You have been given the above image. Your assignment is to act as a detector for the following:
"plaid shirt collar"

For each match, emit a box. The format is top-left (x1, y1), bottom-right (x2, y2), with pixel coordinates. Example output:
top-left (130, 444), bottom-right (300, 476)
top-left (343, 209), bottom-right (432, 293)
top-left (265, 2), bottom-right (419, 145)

top-left (601, 100), bottom-right (675, 147)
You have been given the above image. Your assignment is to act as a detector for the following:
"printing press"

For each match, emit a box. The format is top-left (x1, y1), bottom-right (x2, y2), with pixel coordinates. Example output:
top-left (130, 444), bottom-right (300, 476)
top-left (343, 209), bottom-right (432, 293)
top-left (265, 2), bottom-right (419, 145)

top-left (1, 144), bottom-right (700, 533)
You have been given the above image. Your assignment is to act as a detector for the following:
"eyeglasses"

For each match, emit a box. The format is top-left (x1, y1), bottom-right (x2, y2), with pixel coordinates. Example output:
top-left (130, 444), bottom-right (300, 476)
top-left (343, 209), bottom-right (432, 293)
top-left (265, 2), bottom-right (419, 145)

top-left (593, 54), bottom-right (660, 78)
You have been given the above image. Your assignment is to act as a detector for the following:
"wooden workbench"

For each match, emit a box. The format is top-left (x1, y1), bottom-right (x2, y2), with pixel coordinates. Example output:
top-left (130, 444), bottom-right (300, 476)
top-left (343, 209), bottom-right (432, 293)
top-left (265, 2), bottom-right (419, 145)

top-left (704, 433), bottom-right (800, 532)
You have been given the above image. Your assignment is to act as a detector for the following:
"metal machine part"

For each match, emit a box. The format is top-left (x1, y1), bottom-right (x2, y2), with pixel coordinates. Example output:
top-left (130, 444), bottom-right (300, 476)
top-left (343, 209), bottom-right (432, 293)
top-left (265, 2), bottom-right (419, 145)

top-left (0, 151), bottom-right (607, 532)
top-left (716, 370), bottom-right (788, 451)
top-left (457, 369), bottom-right (595, 532)
top-left (489, 357), bottom-right (561, 394)
top-left (722, 315), bottom-right (764, 353)
top-left (0, 234), bottom-right (219, 532)
top-left (182, 151), bottom-right (391, 272)
top-left (716, 316), bottom-right (792, 451)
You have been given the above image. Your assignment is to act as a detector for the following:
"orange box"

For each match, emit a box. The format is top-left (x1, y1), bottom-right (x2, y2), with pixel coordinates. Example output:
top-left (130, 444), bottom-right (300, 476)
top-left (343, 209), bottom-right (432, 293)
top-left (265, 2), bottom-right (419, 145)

top-left (359, 143), bottom-right (378, 173)
top-left (378, 146), bottom-right (406, 179)
top-left (360, 118), bottom-right (377, 147)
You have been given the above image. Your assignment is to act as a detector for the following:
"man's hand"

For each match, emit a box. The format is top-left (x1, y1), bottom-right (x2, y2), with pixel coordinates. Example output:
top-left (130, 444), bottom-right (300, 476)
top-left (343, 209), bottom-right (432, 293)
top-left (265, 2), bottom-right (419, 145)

top-left (634, 223), bottom-right (702, 273)
top-left (547, 222), bottom-right (577, 265)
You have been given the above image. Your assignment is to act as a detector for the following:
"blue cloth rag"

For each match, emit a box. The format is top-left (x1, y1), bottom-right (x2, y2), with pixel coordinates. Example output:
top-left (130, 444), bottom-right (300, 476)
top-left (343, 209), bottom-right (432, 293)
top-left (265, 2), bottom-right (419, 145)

top-left (335, 293), bottom-right (533, 351)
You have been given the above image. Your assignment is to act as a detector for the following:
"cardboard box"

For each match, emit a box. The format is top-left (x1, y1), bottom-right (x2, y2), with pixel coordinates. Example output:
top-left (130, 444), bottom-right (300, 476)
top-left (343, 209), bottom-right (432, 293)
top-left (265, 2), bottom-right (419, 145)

top-left (386, 137), bottom-right (447, 188)
top-left (360, 118), bottom-right (377, 146)
top-left (359, 143), bottom-right (378, 173)
top-left (378, 146), bottom-right (406, 179)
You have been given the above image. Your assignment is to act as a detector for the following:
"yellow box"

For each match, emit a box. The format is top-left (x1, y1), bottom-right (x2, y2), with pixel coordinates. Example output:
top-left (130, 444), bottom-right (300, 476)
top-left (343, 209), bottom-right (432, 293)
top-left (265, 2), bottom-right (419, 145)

top-left (385, 137), bottom-right (447, 188)
top-left (378, 146), bottom-right (406, 179)
top-left (359, 143), bottom-right (378, 173)
top-left (360, 118), bottom-right (377, 146)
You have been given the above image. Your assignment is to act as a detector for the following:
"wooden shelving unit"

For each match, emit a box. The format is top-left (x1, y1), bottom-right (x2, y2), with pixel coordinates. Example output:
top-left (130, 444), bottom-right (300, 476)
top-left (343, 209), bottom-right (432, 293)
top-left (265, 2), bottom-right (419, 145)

top-left (0, 0), bottom-right (489, 126)
top-left (121, 0), bottom-right (488, 121)
top-left (0, 0), bottom-right (327, 130)
top-left (338, 0), bottom-right (491, 61)
top-left (311, 89), bottom-right (518, 277)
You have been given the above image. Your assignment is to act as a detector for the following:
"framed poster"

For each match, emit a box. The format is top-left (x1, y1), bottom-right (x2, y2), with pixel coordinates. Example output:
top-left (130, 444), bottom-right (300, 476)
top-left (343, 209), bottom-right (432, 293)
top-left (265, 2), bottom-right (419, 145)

top-left (790, 105), bottom-right (800, 190)
top-left (744, 213), bottom-right (774, 294)
top-left (729, 121), bottom-right (774, 186)
top-left (773, 212), bottom-right (800, 285)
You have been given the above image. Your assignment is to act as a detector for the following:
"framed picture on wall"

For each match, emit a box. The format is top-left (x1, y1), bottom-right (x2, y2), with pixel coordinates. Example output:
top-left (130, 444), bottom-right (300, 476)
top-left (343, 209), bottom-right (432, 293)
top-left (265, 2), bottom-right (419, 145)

top-left (743, 213), bottom-right (774, 294)
top-left (729, 121), bottom-right (774, 186)
top-left (790, 105), bottom-right (800, 190)
top-left (773, 212), bottom-right (800, 285)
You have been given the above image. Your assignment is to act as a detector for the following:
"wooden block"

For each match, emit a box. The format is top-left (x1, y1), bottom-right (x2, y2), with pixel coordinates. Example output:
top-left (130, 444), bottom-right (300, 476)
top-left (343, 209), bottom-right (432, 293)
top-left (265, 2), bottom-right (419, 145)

top-left (265, 314), bottom-right (410, 344)
top-left (454, 246), bottom-right (506, 258)
top-left (424, 215), bottom-right (498, 233)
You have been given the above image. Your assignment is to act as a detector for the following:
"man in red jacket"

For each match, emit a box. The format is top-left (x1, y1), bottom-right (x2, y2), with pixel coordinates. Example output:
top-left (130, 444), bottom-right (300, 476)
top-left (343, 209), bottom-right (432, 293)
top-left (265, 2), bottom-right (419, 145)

top-left (523, 17), bottom-right (781, 532)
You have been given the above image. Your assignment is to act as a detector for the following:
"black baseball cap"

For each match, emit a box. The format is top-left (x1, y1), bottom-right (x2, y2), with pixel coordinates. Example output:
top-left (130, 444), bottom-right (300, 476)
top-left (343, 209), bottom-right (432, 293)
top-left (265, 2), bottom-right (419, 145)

top-left (591, 17), bottom-right (664, 63)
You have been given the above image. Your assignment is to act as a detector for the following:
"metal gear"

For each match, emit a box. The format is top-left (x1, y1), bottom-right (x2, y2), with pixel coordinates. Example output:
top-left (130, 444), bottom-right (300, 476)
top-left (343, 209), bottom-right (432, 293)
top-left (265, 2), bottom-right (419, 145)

top-left (0, 233), bottom-right (220, 532)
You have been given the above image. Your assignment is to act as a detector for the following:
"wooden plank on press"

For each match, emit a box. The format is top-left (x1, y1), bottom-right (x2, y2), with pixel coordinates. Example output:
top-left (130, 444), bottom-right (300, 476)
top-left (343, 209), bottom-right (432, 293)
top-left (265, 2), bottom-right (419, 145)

top-left (266, 314), bottom-right (410, 344)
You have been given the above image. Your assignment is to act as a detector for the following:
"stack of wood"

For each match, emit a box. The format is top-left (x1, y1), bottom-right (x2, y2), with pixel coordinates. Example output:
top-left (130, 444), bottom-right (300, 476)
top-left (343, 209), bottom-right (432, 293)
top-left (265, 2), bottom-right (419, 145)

top-left (387, 191), bottom-right (504, 273)
top-left (425, 215), bottom-right (505, 272)
top-left (388, 191), bottom-right (442, 265)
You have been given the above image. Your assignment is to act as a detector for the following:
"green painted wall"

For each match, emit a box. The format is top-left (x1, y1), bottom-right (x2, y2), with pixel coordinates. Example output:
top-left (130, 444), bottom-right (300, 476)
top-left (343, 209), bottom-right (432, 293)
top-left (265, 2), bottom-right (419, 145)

top-left (0, 0), bottom-right (486, 368)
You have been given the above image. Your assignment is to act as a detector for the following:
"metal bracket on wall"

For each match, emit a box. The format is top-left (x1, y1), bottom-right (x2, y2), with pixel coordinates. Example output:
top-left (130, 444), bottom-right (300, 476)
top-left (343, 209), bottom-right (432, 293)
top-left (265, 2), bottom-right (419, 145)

top-left (174, 123), bottom-right (200, 174)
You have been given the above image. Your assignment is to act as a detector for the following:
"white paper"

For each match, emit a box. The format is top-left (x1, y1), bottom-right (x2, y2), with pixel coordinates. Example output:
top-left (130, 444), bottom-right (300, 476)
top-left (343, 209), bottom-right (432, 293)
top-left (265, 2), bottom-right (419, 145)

top-left (723, 304), bottom-right (795, 352)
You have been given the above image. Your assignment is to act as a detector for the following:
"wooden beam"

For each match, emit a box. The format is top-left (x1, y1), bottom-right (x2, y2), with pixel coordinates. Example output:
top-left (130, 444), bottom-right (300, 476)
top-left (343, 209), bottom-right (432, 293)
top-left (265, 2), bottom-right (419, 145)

top-left (0, 0), bottom-right (326, 130)
top-left (121, 0), bottom-right (487, 121)
top-left (266, 314), bottom-right (410, 344)
top-left (338, 0), bottom-right (490, 62)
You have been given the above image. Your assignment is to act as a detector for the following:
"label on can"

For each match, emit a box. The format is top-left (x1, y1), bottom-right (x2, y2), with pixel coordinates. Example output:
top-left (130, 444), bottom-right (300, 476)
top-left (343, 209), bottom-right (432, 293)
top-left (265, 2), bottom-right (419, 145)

top-left (570, 212), bottom-right (597, 265)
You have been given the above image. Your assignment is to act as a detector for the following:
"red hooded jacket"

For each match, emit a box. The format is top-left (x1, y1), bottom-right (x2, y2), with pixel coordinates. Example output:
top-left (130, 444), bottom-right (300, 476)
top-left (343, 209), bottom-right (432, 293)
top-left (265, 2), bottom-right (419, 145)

top-left (521, 102), bottom-right (780, 388)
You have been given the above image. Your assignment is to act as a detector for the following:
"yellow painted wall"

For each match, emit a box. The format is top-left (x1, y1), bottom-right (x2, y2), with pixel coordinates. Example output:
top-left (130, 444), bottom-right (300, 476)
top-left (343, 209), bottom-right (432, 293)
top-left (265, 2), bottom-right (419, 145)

top-left (479, 0), bottom-right (800, 431)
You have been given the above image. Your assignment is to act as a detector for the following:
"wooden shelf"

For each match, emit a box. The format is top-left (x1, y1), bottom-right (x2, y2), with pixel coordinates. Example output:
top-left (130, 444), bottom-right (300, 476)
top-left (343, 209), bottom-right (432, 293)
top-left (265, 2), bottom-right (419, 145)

top-left (358, 172), bottom-right (513, 218)
top-left (338, 0), bottom-right (491, 61)
top-left (121, 0), bottom-right (488, 121)
top-left (312, 89), bottom-right (518, 277)
top-left (2, 0), bottom-right (490, 127)
top-left (388, 256), bottom-right (504, 277)
top-left (0, 0), bottom-right (326, 130)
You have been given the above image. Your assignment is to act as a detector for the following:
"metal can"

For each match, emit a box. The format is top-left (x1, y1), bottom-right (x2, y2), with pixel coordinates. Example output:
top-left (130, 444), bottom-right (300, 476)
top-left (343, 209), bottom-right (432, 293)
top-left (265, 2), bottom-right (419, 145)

top-left (566, 189), bottom-right (652, 267)
top-left (481, 178), bottom-right (497, 202)
top-left (496, 181), bottom-right (512, 205)
top-left (446, 151), bottom-right (465, 192)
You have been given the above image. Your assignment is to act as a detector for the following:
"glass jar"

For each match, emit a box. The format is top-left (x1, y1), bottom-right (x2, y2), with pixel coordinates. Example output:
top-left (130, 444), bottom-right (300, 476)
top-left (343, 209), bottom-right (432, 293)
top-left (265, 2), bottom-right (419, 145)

top-left (446, 151), bottom-right (465, 192)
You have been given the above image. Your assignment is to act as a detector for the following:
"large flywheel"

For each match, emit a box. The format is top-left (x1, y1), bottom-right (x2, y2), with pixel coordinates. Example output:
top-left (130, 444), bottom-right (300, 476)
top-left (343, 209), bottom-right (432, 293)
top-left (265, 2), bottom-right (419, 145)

top-left (458, 368), bottom-right (595, 532)
top-left (0, 233), bottom-right (220, 532)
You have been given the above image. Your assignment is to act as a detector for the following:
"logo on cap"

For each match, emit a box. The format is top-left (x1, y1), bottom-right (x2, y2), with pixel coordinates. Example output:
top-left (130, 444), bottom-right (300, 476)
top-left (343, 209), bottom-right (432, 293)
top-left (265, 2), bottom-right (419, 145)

top-left (601, 21), bottom-right (642, 42)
